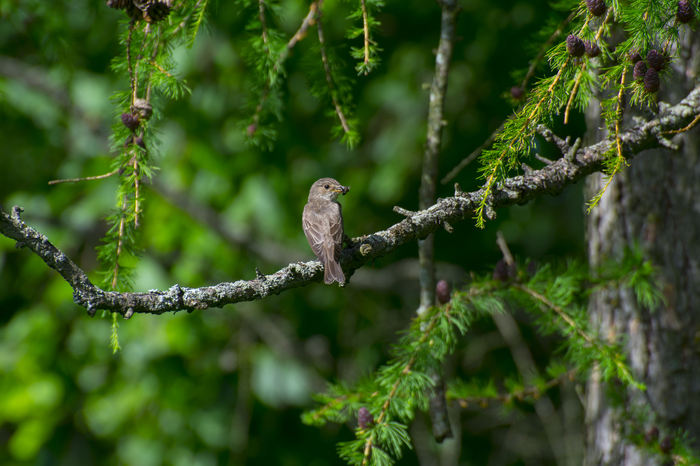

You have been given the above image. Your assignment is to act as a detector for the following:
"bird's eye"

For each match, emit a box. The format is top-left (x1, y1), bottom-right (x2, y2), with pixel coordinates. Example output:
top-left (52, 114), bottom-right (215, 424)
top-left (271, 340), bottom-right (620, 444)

top-left (324, 184), bottom-right (330, 189)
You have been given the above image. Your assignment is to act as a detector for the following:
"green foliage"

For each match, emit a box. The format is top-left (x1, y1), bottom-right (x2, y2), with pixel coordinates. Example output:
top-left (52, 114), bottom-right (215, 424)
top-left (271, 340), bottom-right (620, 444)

top-left (345, 0), bottom-right (384, 76)
top-left (1, 0), bottom-right (697, 464)
top-left (303, 249), bottom-right (662, 464)
top-left (478, 0), bottom-right (695, 225)
top-left (305, 42), bottom-right (361, 148)
top-left (616, 384), bottom-right (700, 466)
top-left (186, 0), bottom-right (210, 48)
top-left (594, 245), bottom-right (667, 311)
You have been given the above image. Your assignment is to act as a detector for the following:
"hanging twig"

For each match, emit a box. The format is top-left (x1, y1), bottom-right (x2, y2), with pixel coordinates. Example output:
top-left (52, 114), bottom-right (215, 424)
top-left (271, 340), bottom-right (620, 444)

top-left (360, 0), bottom-right (370, 74)
top-left (48, 170), bottom-right (120, 185)
top-left (317, 1), bottom-right (351, 134)
top-left (112, 196), bottom-right (128, 290)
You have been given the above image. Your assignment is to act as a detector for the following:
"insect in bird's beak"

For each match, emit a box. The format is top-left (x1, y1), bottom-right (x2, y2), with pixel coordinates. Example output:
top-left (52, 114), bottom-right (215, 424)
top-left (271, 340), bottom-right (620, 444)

top-left (340, 186), bottom-right (350, 195)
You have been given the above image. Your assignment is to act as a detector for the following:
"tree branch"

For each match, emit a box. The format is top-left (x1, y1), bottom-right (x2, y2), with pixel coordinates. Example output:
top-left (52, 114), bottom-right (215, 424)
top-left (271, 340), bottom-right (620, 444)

top-left (1, 86), bottom-right (699, 316)
top-left (419, 0), bottom-right (459, 313)
top-left (418, 0), bottom-right (460, 444)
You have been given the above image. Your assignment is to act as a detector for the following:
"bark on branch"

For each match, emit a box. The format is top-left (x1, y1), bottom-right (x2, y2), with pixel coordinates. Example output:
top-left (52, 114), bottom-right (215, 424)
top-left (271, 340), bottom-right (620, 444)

top-left (1, 86), bottom-right (699, 317)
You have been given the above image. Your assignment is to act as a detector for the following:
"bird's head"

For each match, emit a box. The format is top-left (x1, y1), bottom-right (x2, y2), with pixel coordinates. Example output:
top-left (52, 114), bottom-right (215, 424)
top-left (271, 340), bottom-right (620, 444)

top-left (309, 178), bottom-right (350, 201)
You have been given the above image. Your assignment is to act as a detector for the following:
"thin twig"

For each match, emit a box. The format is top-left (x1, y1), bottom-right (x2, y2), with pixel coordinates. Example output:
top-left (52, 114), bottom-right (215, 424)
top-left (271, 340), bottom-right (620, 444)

top-left (514, 284), bottom-right (595, 345)
top-left (48, 170), bottom-right (119, 185)
top-left (133, 157), bottom-right (140, 227)
top-left (495, 231), bottom-right (514, 266)
top-left (564, 10), bottom-right (612, 125)
top-left (520, 11), bottom-right (575, 90)
top-left (535, 154), bottom-right (553, 165)
top-left (452, 369), bottom-right (577, 407)
top-left (170, 0), bottom-right (204, 38)
top-left (273, 1), bottom-right (318, 73)
top-left (112, 196), bottom-right (128, 290)
top-left (317, 2), bottom-right (351, 134)
top-left (441, 122), bottom-right (502, 184)
top-left (284, 2), bottom-right (318, 52)
top-left (127, 24), bottom-right (136, 104)
top-left (564, 62), bottom-right (586, 125)
top-left (661, 113), bottom-right (700, 134)
top-left (259, 0), bottom-right (269, 52)
top-left (419, 0), bottom-right (459, 310)
top-left (360, 0), bottom-right (370, 74)
top-left (512, 283), bottom-right (636, 384)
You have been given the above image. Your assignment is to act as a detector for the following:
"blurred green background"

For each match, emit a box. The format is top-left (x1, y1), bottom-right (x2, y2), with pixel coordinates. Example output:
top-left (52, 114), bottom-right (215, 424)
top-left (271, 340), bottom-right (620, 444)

top-left (0, 0), bottom-right (588, 464)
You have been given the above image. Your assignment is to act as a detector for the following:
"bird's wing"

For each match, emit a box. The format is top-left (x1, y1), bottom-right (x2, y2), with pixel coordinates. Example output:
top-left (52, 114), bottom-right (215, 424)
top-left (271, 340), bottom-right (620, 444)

top-left (302, 205), bottom-right (328, 262)
top-left (328, 202), bottom-right (344, 261)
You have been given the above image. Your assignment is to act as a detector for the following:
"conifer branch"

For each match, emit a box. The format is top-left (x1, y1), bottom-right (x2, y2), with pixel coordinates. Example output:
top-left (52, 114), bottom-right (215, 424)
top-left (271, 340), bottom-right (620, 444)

top-left (564, 63), bottom-right (586, 125)
top-left (259, 0), bottom-right (270, 52)
top-left (449, 369), bottom-right (577, 407)
top-left (133, 158), bottom-right (140, 227)
top-left (520, 11), bottom-right (575, 91)
top-left (185, 0), bottom-right (208, 47)
top-left (112, 196), bottom-right (128, 290)
top-left (443, 9), bottom-right (578, 186)
top-left (310, 395), bottom-right (352, 423)
top-left (284, 2), bottom-right (318, 52)
top-left (317, 4), bottom-right (351, 135)
top-left (476, 56), bottom-right (571, 227)
top-left (512, 283), bottom-right (639, 388)
top-left (513, 284), bottom-right (594, 345)
top-left (3, 85), bottom-right (700, 315)
top-left (361, 302), bottom-right (447, 465)
top-left (360, 0), bottom-right (370, 74)
top-left (615, 68), bottom-right (627, 159)
top-left (127, 24), bottom-right (136, 104)
top-left (563, 8), bottom-right (611, 125)
top-left (247, 1), bottom-right (318, 142)
top-left (347, 0), bottom-right (382, 75)
top-left (171, 0), bottom-right (201, 39)
top-left (662, 113), bottom-right (700, 134)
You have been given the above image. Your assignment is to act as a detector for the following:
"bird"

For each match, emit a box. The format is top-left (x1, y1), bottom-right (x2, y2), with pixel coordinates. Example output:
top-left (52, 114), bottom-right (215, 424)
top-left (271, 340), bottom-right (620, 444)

top-left (302, 178), bottom-right (350, 284)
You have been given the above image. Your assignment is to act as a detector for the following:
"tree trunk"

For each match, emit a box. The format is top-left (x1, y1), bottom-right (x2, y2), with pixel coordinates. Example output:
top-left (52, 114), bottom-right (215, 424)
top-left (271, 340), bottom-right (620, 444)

top-left (583, 33), bottom-right (700, 466)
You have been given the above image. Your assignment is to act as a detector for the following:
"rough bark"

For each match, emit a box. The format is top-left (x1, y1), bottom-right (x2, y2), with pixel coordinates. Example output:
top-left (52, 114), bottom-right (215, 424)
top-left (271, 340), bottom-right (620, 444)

top-left (584, 32), bottom-right (700, 466)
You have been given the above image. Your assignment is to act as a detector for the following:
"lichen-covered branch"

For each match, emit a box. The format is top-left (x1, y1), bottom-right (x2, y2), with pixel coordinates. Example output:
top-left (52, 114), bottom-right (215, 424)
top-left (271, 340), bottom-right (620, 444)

top-left (1, 86), bottom-right (699, 316)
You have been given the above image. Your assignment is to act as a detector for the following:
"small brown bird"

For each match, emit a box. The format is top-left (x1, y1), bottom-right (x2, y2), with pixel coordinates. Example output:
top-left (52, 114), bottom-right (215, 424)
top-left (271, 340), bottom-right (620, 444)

top-left (302, 178), bottom-right (350, 284)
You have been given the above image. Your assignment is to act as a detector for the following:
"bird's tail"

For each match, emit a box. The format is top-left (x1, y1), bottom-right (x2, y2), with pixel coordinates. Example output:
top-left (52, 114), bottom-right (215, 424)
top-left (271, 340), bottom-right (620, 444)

top-left (323, 259), bottom-right (345, 285)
